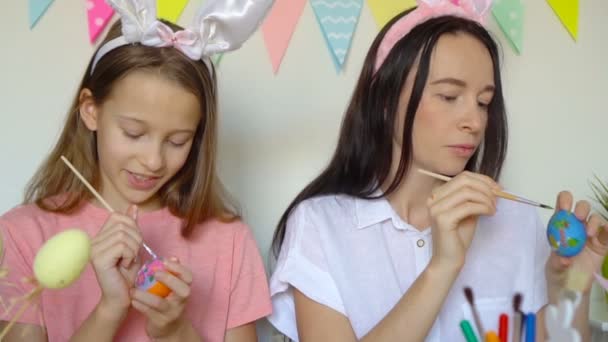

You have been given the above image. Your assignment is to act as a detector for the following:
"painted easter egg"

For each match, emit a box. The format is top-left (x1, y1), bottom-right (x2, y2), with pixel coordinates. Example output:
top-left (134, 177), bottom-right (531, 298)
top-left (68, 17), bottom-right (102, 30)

top-left (33, 229), bottom-right (91, 289)
top-left (136, 259), bottom-right (172, 297)
top-left (546, 210), bottom-right (587, 257)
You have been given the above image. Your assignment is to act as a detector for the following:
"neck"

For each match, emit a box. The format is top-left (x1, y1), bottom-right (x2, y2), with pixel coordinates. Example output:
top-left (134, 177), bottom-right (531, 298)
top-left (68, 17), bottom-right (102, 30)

top-left (381, 146), bottom-right (442, 230)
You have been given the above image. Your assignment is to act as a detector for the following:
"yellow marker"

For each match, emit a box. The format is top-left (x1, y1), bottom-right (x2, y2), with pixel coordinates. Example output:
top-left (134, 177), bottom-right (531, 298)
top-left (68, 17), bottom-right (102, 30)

top-left (485, 331), bottom-right (500, 342)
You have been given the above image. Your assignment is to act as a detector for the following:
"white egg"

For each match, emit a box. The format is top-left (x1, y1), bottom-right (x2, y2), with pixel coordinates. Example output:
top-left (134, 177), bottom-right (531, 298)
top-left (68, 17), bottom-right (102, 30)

top-left (33, 229), bottom-right (91, 289)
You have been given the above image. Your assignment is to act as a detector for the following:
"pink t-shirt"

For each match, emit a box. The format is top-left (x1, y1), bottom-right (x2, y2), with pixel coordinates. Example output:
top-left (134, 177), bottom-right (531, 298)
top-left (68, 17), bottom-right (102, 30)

top-left (0, 200), bottom-right (272, 341)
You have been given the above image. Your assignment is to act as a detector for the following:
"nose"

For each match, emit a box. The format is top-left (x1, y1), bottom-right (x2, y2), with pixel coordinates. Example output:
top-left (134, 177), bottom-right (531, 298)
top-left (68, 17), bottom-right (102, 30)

top-left (138, 142), bottom-right (165, 173)
top-left (459, 99), bottom-right (485, 133)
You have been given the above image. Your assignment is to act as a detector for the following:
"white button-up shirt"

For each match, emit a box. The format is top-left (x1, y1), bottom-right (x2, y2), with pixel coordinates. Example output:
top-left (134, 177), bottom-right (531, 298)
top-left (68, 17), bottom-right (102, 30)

top-left (268, 193), bottom-right (549, 341)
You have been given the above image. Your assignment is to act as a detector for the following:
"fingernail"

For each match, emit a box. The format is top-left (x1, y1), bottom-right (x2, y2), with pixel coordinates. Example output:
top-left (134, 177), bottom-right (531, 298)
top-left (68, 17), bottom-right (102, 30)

top-left (132, 205), bottom-right (138, 220)
top-left (170, 256), bottom-right (178, 262)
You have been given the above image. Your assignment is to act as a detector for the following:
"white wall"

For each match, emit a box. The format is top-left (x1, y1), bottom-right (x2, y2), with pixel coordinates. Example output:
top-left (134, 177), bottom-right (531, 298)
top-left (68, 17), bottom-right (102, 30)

top-left (1, 0), bottom-right (608, 339)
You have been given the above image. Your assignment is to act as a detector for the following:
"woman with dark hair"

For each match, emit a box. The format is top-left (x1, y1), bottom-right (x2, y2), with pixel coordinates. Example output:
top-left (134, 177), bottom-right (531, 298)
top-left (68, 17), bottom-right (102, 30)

top-left (267, 1), bottom-right (608, 341)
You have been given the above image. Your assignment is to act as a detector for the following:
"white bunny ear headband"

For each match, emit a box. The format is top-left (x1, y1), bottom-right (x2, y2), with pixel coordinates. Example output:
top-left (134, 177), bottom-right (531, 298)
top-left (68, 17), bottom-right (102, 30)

top-left (91, 0), bottom-right (273, 73)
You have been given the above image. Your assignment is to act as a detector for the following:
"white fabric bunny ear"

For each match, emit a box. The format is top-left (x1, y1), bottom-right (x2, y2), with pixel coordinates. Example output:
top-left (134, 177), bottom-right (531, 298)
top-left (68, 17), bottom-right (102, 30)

top-left (193, 0), bottom-right (274, 56)
top-left (91, 0), bottom-right (273, 72)
top-left (107, 0), bottom-right (157, 43)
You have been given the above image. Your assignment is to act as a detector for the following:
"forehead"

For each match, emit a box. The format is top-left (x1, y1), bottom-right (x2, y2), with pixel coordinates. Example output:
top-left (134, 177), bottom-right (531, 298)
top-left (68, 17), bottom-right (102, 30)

top-left (104, 70), bottom-right (202, 128)
top-left (428, 33), bottom-right (495, 85)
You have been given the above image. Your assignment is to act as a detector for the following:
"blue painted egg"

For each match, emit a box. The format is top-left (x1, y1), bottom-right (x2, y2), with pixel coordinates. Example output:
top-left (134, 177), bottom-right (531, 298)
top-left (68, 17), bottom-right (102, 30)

top-left (546, 210), bottom-right (587, 257)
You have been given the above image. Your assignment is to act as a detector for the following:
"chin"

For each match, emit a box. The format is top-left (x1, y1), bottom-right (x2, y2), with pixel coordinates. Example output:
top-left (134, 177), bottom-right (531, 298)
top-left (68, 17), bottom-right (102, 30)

top-left (433, 162), bottom-right (469, 177)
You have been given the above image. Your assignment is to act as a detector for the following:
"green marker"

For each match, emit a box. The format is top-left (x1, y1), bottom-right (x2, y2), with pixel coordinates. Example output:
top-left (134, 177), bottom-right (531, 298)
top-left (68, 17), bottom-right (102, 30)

top-left (460, 320), bottom-right (479, 342)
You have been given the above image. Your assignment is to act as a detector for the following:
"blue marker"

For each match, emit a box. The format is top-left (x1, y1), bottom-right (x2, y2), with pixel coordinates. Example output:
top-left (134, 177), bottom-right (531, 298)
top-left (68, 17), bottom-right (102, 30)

top-left (525, 313), bottom-right (536, 342)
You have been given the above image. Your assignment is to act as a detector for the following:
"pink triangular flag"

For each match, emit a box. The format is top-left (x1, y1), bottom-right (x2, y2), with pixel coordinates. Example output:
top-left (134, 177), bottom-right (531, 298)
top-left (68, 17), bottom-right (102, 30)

top-left (87, 0), bottom-right (115, 43)
top-left (262, 0), bottom-right (307, 74)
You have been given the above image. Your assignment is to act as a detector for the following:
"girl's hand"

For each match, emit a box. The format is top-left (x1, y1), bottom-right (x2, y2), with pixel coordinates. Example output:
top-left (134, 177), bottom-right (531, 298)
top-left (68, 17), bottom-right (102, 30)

top-left (131, 257), bottom-right (194, 340)
top-left (90, 205), bottom-right (143, 316)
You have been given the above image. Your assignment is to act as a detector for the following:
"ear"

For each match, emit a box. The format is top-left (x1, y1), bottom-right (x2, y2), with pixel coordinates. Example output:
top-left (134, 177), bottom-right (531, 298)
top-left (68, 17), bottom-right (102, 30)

top-left (79, 88), bottom-right (99, 132)
top-left (470, 0), bottom-right (493, 17)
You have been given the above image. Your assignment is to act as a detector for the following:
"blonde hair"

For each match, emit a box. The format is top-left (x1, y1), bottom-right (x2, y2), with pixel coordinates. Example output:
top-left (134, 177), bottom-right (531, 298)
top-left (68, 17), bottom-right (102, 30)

top-left (24, 19), bottom-right (238, 237)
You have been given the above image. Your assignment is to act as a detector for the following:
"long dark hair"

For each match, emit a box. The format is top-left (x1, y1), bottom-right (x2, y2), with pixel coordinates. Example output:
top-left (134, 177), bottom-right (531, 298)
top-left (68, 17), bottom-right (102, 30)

top-left (271, 10), bottom-right (508, 256)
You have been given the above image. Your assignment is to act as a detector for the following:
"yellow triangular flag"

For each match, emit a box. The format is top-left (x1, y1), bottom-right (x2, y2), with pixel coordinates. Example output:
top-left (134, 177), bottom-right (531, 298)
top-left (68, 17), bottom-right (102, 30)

top-left (546, 0), bottom-right (578, 40)
top-left (368, 0), bottom-right (417, 29)
top-left (157, 0), bottom-right (189, 23)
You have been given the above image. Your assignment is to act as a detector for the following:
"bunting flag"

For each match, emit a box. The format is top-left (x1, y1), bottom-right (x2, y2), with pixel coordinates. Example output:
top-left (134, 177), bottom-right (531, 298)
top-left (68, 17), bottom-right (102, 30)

top-left (29, 0), bottom-right (54, 28)
top-left (546, 0), bottom-right (578, 41)
top-left (213, 54), bottom-right (224, 67)
top-left (367, 0), bottom-right (416, 29)
top-left (157, 0), bottom-right (189, 23)
top-left (86, 0), bottom-right (115, 43)
top-left (310, 0), bottom-right (363, 72)
top-left (492, 0), bottom-right (524, 54)
top-left (262, 0), bottom-right (307, 73)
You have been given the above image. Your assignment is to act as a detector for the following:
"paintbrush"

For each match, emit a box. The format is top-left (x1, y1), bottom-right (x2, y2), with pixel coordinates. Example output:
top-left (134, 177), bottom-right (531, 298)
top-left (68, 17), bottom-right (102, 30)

top-left (464, 287), bottom-right (485, 338)
top-left (60, 155), bottom-right (158, 259)
top-left (418, 169), bottom-right (554, 210)
top-left (512, 293), bottom-right (523, 342)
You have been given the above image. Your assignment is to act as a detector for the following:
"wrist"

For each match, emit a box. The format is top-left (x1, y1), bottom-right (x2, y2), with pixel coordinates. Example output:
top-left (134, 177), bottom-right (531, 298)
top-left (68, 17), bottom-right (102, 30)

top-left (428, 257), bottom-right (464, 279)
top-left (96, 298), bottom-right (129, 323)
top-left (425, 259), bottom-right (462, 286)
top-left (151, 318), bottom-right (194, 342)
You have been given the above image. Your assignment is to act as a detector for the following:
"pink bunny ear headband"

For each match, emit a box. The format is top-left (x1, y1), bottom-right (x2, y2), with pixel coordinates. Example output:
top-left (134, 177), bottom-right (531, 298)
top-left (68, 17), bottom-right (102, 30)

top-left (374, 0), bottom-right (493, 73)
top-left (91, 0), bottom-right (273, 73)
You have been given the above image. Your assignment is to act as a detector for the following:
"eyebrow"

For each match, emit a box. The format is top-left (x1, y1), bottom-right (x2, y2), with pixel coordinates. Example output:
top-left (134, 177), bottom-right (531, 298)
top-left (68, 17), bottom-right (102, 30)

top-left (117, 115), bottom-right (196, 134)
top-left (430, 77), bottom-right (495, 93)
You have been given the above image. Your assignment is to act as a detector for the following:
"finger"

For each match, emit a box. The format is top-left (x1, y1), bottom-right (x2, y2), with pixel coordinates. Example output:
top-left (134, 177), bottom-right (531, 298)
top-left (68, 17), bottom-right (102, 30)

top-left (430, 187), bottom-right (496, 218)
top-left (573, 200), bottom-right (591, 222)
top-left (131, 289), bottom-right (171, 312)
top-left (555, 191), bottom-right (573, 214)
top-left (548, 253), bottom-right (572, 271)
top-left (586, 213), bottom-right (603, 237)
top-left (436, 202), bottom-right (495, 230)
top-left (93, 241), bottom-right (138, 269)
top-left (131, 299), bottom-right (169, 326)
top-left (92, 232), bottom-right (141, 267)
top-left (155, 272), bottom-right (190, 299)
top-left (94, 215), bottom-right (141, 242)
top-left (598, 223), bottom-right (608, 246)
top-left (126, 204), bottom-right (138, 221)
top-left (431, 172), bottom-right (497, 206)
top-left (93, 223), bottom-right (143, 254)
top-left (163, 260), bottom-right (193, 285)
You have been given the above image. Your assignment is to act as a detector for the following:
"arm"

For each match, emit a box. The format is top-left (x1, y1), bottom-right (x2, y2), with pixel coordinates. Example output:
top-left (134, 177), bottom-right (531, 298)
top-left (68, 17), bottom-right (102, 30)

top-left (69, 301), bottom-right (128, 342)
top-left (295, 263), bottom-right (460, 342)
top-left (225, 323), bottom-right (257, 342)
top-left (292, 171), bottom-right (498, 341)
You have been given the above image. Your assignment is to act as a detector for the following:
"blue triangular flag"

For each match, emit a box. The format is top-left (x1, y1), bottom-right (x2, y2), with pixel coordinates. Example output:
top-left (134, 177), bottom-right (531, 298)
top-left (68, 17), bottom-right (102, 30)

top-left (30, 0), bottom-right (55, 28)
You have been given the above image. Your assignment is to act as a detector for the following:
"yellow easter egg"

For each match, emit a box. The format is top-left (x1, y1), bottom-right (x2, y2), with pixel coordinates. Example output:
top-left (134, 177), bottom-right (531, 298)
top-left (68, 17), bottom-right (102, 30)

top-left (33, 229), bottom-right (91, 289)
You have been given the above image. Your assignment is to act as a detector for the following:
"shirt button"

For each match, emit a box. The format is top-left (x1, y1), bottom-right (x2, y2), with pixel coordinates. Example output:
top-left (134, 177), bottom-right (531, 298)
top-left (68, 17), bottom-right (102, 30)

top-left (417, 239), bottom-right (425, 248)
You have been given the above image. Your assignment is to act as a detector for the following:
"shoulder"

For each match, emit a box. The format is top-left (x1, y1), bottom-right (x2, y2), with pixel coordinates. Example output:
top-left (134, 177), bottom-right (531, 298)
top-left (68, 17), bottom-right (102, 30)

top-left (289, 194), bottom-right (358, 229)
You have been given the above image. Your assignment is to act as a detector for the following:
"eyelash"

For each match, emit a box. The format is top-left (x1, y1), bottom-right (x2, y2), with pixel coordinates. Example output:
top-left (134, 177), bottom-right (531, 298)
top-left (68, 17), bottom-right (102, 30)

top-left (439, 94), bottom-right (457, 102)
top-left (123, 131), bottom-right (142, 139)
top-left (439, 95), bottom-right (490, 109)
top-left (122, 130), bottom-right (189, 147)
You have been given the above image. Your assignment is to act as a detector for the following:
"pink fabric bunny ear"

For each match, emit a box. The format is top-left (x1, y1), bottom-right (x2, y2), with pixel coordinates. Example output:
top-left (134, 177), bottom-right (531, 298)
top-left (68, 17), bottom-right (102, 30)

top-left (374, 0), bottom-right (494, 73)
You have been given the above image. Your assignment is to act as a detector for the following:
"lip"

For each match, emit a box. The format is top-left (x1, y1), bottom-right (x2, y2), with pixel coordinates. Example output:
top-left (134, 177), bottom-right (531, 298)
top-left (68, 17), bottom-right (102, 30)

top-left (126, 171), bottom-right (162, 191)
top-left (447, 144), bottom-right (477, 157)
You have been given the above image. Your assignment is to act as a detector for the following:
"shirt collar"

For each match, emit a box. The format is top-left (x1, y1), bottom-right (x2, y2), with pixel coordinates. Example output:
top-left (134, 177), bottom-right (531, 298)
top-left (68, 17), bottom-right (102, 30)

top-left (354, 190), bottom-right (416, 231)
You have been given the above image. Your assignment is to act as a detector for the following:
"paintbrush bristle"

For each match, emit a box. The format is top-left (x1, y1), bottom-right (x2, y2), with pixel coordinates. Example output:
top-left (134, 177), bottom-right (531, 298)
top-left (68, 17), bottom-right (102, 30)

top-left (539, 203), bottom-right (554, 210)
top-left (464, 287), bottom-right (474, 304)
top-left (513, 293), bottom-right (522, 312)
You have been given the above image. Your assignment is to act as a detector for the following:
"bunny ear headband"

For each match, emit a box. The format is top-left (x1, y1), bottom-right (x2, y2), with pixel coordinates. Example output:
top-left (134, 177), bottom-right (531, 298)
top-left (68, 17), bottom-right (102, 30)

top-left (91, 0), bottom-right (273, 73)
top-left (374, 0), bottom-right (493, 73)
